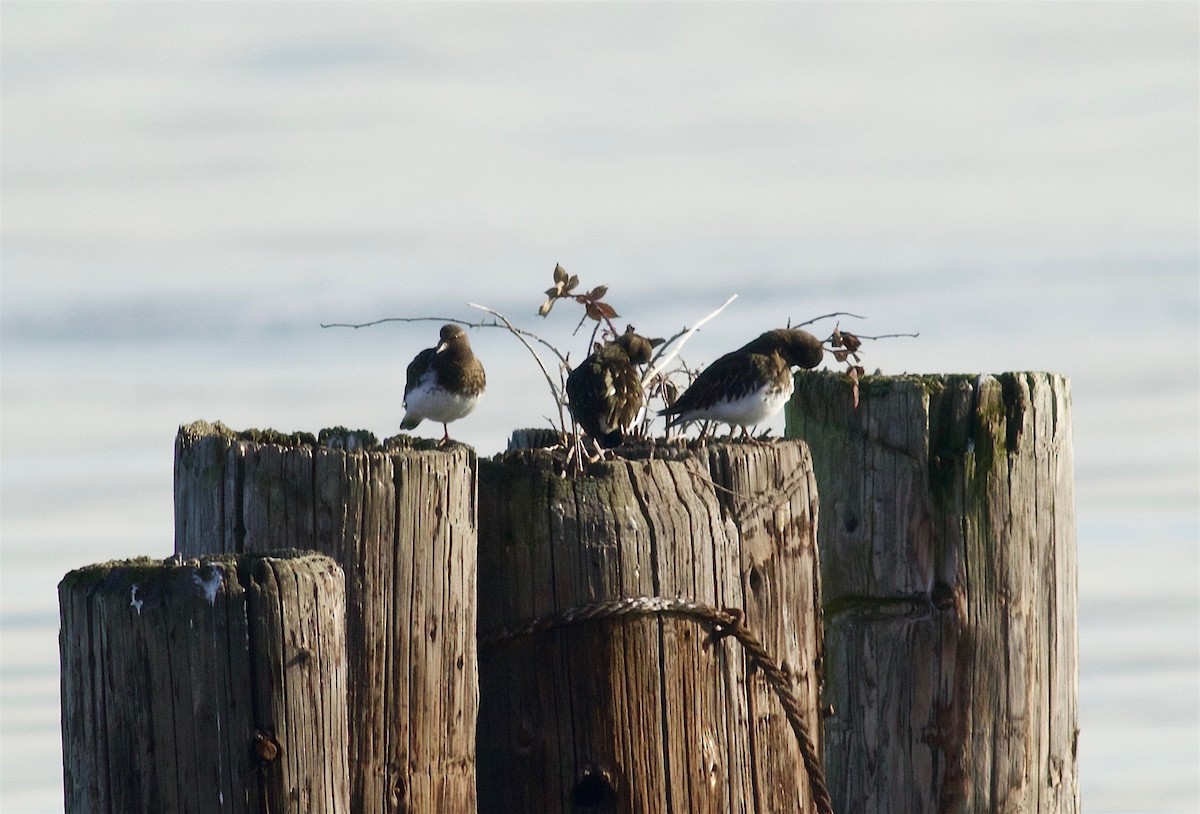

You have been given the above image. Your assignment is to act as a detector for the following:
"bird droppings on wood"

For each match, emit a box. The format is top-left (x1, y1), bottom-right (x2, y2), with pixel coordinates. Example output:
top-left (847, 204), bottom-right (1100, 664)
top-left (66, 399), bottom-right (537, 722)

top-left (192, 565), bottom-right (223, 605)
top-left (60, 552), bottom-right (350, 813)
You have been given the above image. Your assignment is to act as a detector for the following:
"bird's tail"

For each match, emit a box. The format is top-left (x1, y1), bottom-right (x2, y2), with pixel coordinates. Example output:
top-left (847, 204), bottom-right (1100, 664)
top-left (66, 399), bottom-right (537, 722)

top-left (399, 412), bottom-right (422, 431)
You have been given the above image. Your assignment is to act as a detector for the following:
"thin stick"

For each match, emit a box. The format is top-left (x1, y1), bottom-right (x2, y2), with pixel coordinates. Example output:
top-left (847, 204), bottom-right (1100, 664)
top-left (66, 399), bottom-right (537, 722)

top-left (320, 316), bottom-right (470, 330)
top-left (791, 311), bottom-right (866, 328)
top-left (640, 294), bottom-right (738, 387)
top-left (321, 314), bottom-right (570, 366)
top-left (468, 302), bottom-right (568, 431)
top-left (847, 332), bottom-right (920, 340)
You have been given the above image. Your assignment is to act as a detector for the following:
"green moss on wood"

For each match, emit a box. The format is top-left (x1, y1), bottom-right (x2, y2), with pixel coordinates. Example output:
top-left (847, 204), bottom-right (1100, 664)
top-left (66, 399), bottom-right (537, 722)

top-left (178, 420), bottom-right (475, 455)
top-left (59, 550), bottom-right (336, 592)
top-left (59, 556), bottom-right (167, 590)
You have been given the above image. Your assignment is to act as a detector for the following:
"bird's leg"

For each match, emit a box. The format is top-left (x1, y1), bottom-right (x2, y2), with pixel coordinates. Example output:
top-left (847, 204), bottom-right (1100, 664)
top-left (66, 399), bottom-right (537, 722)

top-left (564, 439), bottom-right (580, 474)
top-left (438, 423), bottom-right (452, 446)
top-left (588, 437), bottom-right (606, 464)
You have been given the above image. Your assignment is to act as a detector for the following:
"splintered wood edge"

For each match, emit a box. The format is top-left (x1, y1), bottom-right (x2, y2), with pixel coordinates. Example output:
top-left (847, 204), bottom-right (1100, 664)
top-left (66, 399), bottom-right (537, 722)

top-left (59, 551), bottom-right (343, 592)
top-left (176, 419), bottom-right (475, 454)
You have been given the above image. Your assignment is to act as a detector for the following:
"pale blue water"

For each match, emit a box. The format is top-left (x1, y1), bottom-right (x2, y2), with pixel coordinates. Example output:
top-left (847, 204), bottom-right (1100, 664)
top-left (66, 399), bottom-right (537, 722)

top-left (2, 3), bottom-right (1197, 811)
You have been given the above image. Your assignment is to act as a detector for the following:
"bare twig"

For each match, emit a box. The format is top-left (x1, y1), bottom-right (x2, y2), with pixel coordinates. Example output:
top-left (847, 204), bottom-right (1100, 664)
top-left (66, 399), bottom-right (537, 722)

top-left (469, 302), bottom-right (568, 432)
top-left (321, 314), bottom-right (570, 366)
top-left (320, 315), bottom-right (471, 330)
top-left (789, 311), bottom-right (866, 328)
top-left (641, 294), bottom-right (738, 387)
top-left (848, 332), bottom-right (919, 340)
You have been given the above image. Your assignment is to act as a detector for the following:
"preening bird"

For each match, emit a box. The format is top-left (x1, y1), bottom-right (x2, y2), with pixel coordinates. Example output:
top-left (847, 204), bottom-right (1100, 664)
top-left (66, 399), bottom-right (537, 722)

top-left (566, 327), bottom-right (658, 449)
top-left (659, 328), bottom-right (824, 437)
top-left (400, 324), bottom-right (486, 444)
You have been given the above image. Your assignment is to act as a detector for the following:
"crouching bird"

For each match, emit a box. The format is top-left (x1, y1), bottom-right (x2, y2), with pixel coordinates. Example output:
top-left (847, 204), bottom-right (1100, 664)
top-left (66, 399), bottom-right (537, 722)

top-left (566, 326), bottom-right (658, 449)
top-left (400, 324), bottom-right (486, 445)
top-left (659, 328), bottom-right (824, 438)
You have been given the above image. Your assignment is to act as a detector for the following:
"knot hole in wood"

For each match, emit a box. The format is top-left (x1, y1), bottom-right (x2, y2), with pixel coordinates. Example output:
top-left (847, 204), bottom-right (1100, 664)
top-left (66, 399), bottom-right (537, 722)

top-left (571, 762), bottom-right (619, 811)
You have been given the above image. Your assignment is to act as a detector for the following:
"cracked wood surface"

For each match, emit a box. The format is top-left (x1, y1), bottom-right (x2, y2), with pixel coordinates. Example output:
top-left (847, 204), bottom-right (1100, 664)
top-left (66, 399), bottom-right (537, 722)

top-left (476, 441), bottom-right (823, 813)
top-left (58, 553), bottom-right (349, 814)
top-left (787, 371), bottom-right (1079, 814)
top-left (173, 423), bottom-right (477, 814)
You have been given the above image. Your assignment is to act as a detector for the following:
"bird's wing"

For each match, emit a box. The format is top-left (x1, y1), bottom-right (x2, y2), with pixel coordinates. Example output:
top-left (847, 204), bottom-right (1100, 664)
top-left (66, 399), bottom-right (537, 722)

top-left (661, 351), bottom-right (749, 416)
top-left (404, 348), bottom-right (436, 400)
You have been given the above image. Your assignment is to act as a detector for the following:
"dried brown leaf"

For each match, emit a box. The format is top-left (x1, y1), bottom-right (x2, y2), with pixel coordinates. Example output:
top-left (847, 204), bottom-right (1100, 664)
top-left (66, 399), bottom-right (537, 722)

top-left (594, 301), bottom-right (618, 319)
top-left (553, 264), bottom-right (568, 284)
top-left (566, 274), bottom-right (580, 293)
top-left (587, 285), bottom-right (609, 300)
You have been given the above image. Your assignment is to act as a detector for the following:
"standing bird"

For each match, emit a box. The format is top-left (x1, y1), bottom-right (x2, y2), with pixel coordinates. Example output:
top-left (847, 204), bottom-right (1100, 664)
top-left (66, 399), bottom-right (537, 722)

top-left (400, 324), bottom-right (486, 445)
top-left (566, 327), bottom-right (658, 449)
top-left (660, 328), bottom-right (824, 438)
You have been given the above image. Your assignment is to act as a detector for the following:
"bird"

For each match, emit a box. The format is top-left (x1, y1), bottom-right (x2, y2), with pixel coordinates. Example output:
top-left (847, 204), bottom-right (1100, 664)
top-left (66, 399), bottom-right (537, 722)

top-left (400, 324), bottom-right (486, 445)
top-left (566, 327), bottom-right (658, 449)
top-left (659, 328), bottom-right (824, 438)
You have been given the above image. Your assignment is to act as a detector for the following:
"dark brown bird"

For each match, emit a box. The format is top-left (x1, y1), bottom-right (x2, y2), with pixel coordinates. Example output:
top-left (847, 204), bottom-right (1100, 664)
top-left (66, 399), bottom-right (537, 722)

top-left (400, 324), bottom-right (486, 444)
top-left (566, 327), bottom-right (657, 449)
top-left (660, 328), bottom-right (824, 436)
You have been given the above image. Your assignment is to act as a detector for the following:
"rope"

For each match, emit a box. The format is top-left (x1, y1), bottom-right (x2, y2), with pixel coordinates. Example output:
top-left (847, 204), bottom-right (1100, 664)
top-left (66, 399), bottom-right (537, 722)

top-left (480, 596), bottom-right (834, 814)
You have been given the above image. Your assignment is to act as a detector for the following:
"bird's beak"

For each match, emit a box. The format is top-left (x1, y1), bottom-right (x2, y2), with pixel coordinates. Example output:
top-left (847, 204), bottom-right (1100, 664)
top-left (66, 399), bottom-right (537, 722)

top-left (435, 341), bottom-right (449, 354)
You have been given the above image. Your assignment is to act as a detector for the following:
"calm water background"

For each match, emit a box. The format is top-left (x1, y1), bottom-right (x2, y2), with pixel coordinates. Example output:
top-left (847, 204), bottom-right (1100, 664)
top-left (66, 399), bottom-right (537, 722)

top-left (2, 3), bottom-right (1197, 811)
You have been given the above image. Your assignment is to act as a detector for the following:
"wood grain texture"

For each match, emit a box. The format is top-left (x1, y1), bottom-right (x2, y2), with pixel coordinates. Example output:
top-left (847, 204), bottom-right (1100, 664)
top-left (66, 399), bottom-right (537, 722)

top-left (786, 371), bottom-right (1079, 813)
top-left (476, 441), bottom-right (823, 813)
top-left (174, 422), bottom-right (478, 814)
top-left (58, 552), bottom-right (349, 814)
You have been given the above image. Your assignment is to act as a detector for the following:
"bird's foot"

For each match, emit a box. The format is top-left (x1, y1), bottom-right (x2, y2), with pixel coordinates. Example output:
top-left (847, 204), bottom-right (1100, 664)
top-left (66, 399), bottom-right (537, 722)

top-left (749, 426), bottom-right (775, 445)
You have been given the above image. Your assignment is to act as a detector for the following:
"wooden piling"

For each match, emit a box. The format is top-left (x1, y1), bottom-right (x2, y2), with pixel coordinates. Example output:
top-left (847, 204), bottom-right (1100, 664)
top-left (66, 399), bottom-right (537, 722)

top-left (58, 551), bottom-right (349, 814)
top-left (476, 440), bottom-right (827, 813)
top-left (173, 421), bottom-right (478, 814)
top-left (786, 371), bottom-right (1079, 813)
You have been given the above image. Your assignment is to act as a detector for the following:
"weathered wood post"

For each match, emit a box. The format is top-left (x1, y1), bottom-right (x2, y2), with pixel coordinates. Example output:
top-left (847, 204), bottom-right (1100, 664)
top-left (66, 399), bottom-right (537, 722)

top-left (786, 371), bottom-right (1079, 812)
top-left (173, 421), bottom-right (478, 814)
top-left (476, 440), bottom-right (829, 813)
top-left (59, 552), bottom-right (349, 814)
